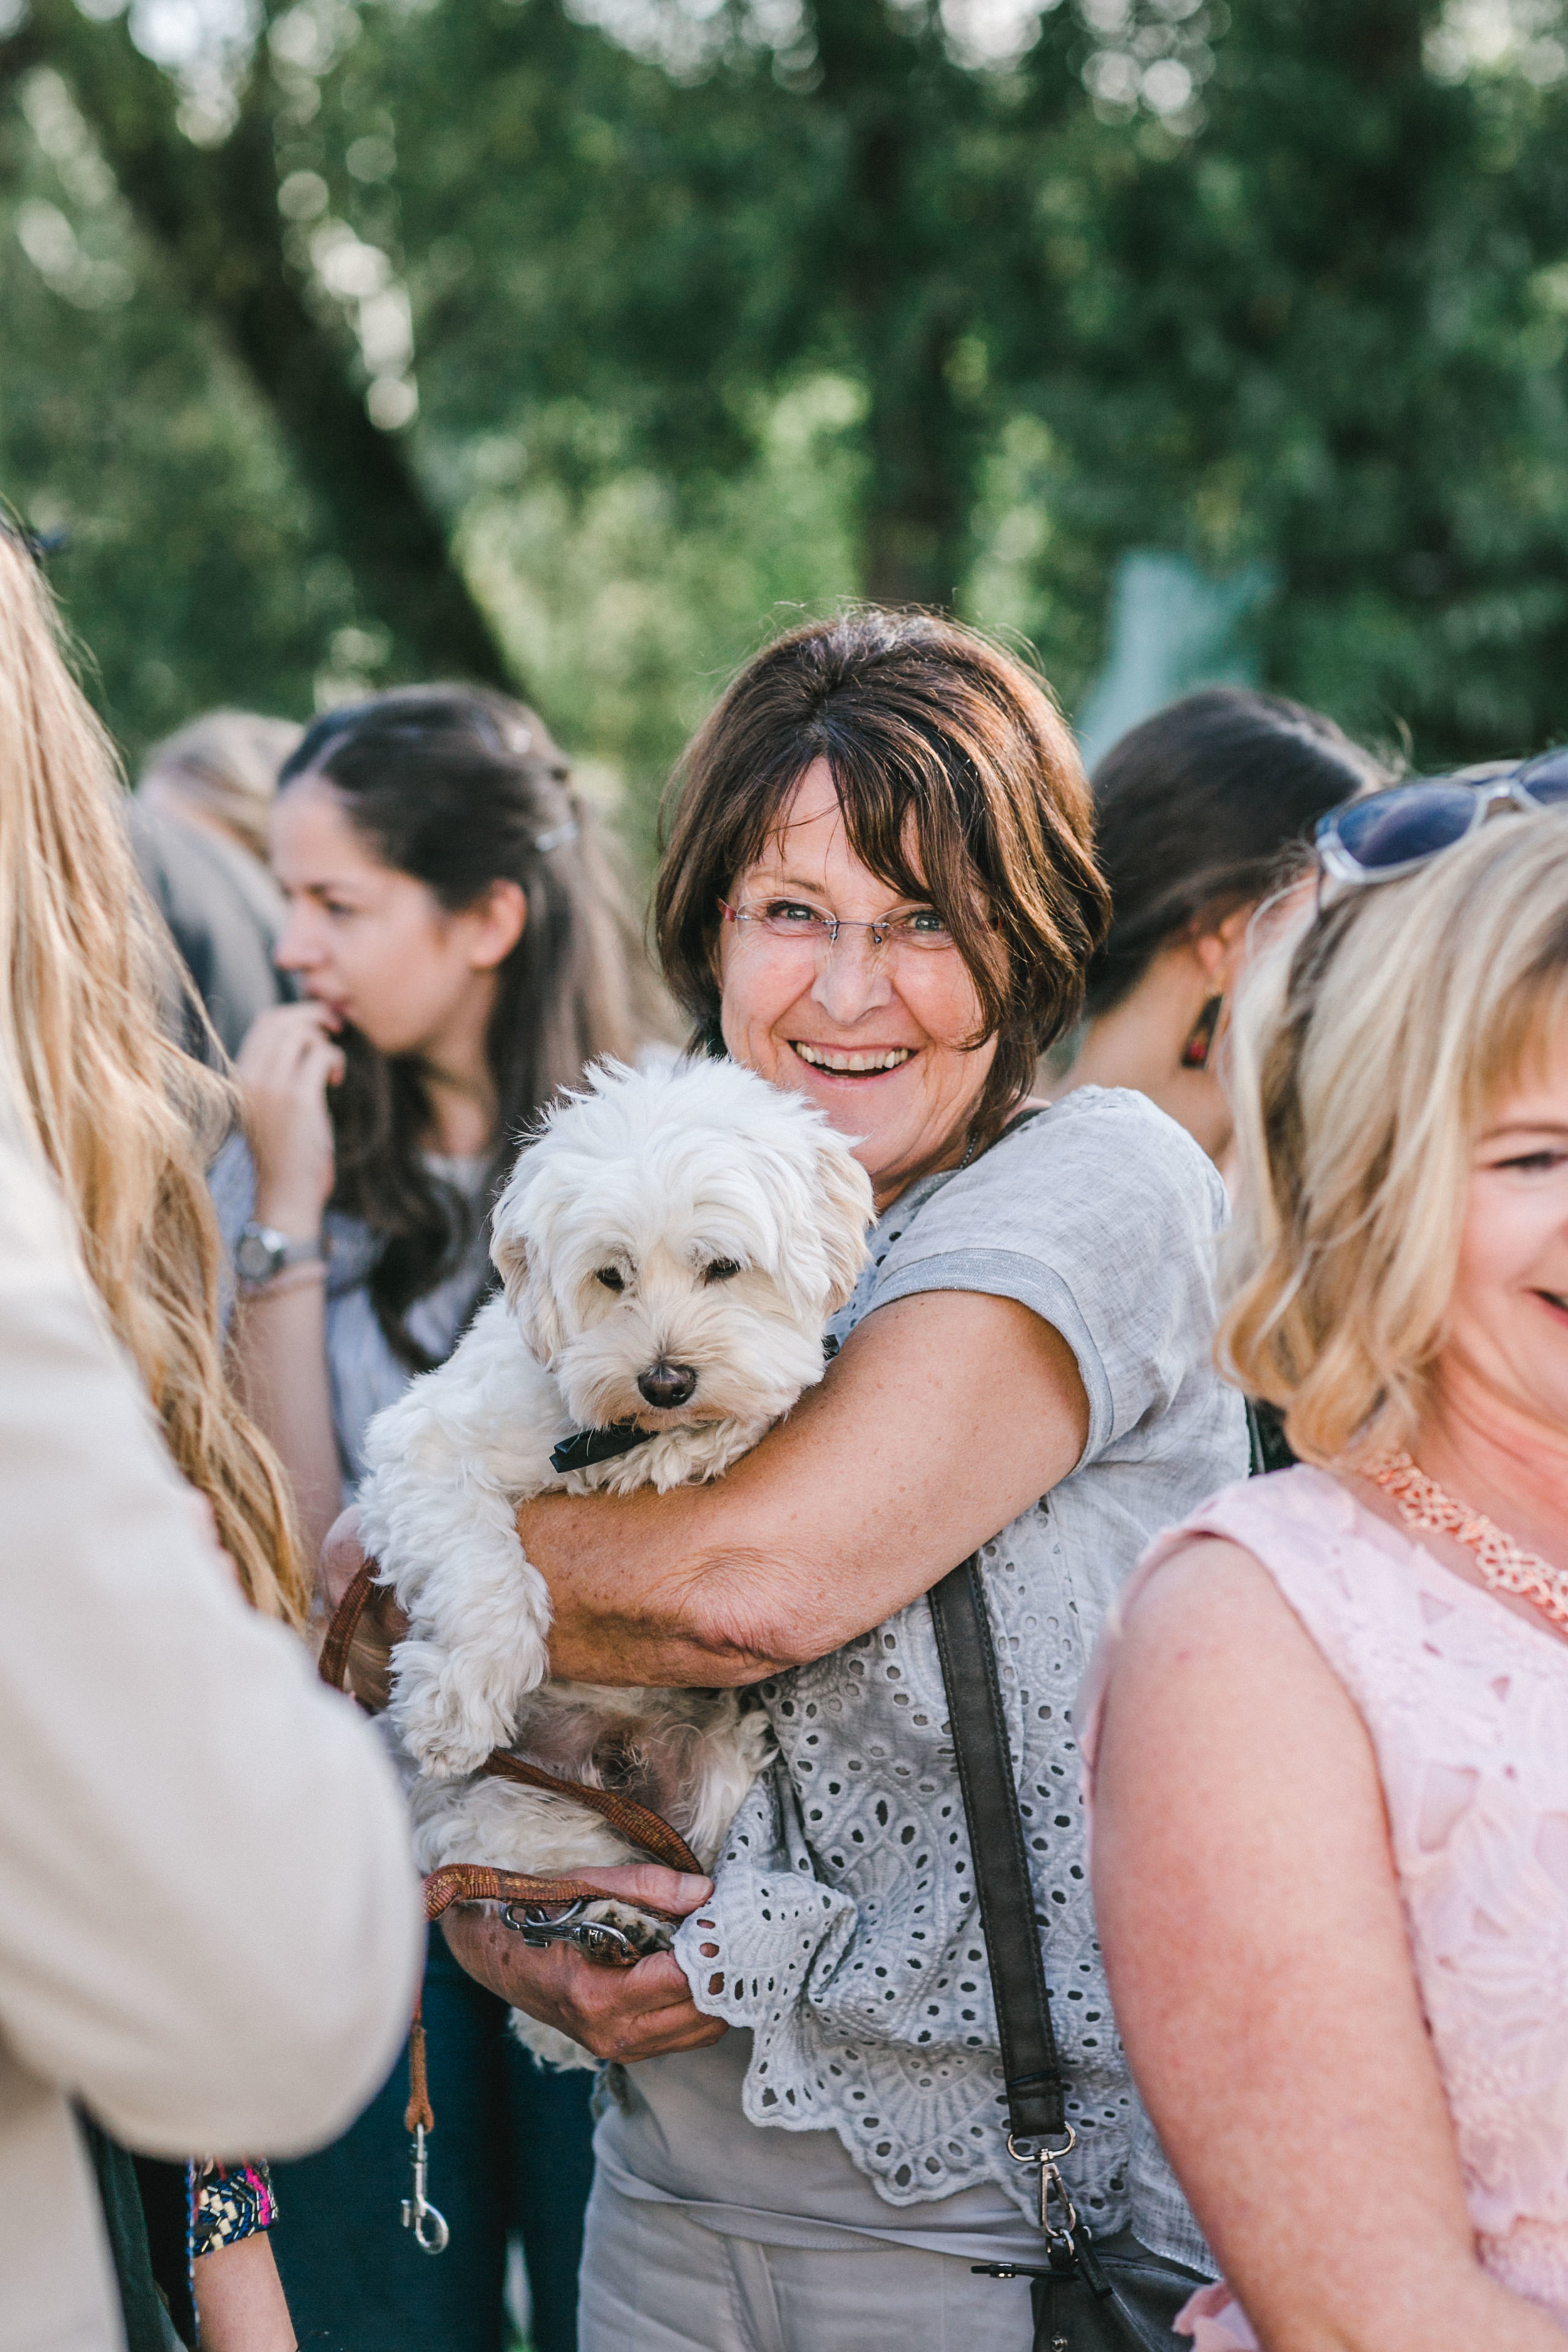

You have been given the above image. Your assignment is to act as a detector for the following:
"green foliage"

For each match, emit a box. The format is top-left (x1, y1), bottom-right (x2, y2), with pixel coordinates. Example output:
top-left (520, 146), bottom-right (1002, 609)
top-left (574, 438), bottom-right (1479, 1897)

top-left (0, 67), bottom-right (356, 758)
top-left (8, 0), bottom-right (1568, 824)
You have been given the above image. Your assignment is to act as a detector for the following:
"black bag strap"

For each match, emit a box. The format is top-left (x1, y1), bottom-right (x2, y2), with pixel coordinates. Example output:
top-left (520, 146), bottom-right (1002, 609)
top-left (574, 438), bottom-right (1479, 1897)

top-left (931, 1553), bottom-right (1182, 2352)
top-left (928, 1552), bottom-right (1065, 2144)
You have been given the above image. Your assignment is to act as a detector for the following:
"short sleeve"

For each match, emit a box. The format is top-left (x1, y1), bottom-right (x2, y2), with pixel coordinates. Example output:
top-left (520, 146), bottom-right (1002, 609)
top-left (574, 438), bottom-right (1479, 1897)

top-left (866, 1087), bottom-right (1229, 1465)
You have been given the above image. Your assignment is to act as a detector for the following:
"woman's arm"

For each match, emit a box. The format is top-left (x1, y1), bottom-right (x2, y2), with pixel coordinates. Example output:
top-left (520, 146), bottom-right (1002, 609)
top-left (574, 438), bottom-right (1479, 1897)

top-left (193, 2230), bottom-right (295, 2352)
top-left (228, 1005), bottom-right (345, 1567)
top-left (1091, 1539), bottom-right (1567, 2352)
top-left (524, 1285), bottom-right (1091, 1686)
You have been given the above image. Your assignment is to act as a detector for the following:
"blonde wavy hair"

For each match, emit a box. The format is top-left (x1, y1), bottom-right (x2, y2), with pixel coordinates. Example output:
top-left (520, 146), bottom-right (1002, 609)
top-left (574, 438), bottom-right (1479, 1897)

top-left (1222, 812), bottom-right (1568, 1466)
top-left (0, 533), bottom-right (306, 1621)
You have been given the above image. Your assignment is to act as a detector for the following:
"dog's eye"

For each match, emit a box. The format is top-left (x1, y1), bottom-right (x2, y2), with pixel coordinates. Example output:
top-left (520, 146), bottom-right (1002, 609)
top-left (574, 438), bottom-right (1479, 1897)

top-left (704, 1259), bottom-right (742, 1284)
top-left (595, 1266), bottom-right (625, 1291)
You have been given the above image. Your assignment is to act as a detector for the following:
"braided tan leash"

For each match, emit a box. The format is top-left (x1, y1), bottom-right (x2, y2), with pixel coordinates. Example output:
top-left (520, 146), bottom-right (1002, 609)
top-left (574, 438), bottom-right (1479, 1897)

top-left (318, 1559), bottom-right (699, 2252)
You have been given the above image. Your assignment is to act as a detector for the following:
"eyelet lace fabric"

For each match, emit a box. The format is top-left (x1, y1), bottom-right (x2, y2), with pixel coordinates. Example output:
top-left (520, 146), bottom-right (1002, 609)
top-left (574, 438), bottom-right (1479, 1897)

top-left (670, 1094), bottom-right (1244, 2261)
top-left (1093, 1466), bottom-right (1568, 2340)
top-left (682, 1537), bottom-right (1137, 2220)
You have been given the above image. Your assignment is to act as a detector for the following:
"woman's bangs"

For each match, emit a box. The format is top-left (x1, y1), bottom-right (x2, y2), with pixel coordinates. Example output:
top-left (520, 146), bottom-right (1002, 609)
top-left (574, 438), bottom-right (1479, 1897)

top-left (1483, 955), bottom-right (1568, 1116)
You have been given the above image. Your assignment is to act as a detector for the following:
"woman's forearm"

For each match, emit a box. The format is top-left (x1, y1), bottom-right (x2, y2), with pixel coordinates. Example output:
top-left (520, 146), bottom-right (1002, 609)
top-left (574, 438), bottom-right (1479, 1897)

top-left (192, 2232), bottom-right (295, 2352)
top-left (525, 1289), bottom-right (1090, 1683)
top-left (230, 1278), bottom-right (341, 1571)
top-left (1254, 2269), bottom-right (1568, 2352)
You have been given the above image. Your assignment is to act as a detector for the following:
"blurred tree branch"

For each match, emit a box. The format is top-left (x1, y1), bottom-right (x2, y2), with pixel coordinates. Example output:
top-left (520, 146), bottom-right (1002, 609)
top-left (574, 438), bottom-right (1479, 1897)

top-left (3, 0), bottom-right (511, 688)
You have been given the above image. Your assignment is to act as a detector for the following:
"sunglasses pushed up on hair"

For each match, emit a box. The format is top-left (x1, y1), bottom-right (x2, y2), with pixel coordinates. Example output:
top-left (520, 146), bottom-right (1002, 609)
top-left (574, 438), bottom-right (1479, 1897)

top-left (1315, 748), bottom-right (1568, 887)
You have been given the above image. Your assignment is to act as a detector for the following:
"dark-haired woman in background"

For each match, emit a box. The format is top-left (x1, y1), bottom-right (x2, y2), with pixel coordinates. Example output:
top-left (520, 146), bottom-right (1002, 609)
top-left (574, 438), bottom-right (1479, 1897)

top-left (224, 685), bottom-right (667, 2352)
top-left (1064, 687), bottom-right (1389, 1172)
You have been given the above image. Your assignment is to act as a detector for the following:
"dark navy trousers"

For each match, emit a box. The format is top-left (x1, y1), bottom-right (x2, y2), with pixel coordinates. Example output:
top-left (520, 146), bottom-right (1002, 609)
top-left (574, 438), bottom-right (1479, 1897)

top-left (270, 1933), bottom-right (596, 2352)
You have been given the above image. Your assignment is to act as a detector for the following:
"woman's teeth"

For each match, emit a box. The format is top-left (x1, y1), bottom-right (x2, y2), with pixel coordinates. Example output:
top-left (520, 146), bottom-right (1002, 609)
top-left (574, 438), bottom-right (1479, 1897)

top-left (793, 1044), bottom-right (914, 1074)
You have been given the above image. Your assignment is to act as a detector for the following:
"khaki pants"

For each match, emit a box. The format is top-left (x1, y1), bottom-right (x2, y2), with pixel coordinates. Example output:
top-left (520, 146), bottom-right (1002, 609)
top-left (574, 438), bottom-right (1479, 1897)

top-left (578, 2170), bottom-right (1036, 2352)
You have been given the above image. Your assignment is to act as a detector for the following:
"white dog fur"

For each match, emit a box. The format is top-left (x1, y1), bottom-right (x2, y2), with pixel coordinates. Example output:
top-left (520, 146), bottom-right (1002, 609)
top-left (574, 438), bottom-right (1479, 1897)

top-left (359, 1056), bottom-right (873, 2065)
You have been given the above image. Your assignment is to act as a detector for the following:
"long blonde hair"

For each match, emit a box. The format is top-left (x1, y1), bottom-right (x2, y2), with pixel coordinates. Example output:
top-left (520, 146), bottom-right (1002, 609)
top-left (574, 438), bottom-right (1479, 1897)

top-left (0, 534), bottom-right (306, 1621)
top-left (1221, 814), bottom-right (1568, 1466)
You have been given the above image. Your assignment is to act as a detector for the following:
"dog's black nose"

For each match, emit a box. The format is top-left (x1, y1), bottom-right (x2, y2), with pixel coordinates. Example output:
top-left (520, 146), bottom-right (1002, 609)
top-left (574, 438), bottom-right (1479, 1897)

top-left (637, 1361), bottom-right (697, 1409)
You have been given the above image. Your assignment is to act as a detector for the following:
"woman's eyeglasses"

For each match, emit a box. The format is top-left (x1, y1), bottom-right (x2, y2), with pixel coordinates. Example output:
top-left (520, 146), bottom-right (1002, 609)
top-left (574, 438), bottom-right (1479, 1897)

top-left (720, 899), bottom-right (956, 955)
top-left (1316, 749), bottom-right (1568, 887)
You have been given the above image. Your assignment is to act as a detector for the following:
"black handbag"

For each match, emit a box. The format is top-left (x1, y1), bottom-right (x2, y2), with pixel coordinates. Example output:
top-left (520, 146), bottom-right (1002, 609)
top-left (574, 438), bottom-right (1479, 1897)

top-left (929, 1556), bottom-right (1205, 2352)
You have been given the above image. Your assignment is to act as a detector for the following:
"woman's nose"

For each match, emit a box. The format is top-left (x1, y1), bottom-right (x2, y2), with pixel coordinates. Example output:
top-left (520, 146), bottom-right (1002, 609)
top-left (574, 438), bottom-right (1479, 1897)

top-left (811, 926), bottom-right (893, 1022)
top-left (273, 911), bottom-right (319, 973)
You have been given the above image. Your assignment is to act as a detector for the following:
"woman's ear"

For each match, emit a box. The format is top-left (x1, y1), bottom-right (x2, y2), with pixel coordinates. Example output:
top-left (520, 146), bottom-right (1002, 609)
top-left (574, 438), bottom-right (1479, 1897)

top-left (467, 879), bottom-right (528, 972)
top-left (1194, 903), bottom-right (1254, 992)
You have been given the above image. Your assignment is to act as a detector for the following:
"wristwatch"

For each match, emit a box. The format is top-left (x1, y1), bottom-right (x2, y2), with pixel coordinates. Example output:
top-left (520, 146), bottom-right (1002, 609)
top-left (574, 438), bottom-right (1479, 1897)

top-left (235, 1221), bottom-right (326, 1291)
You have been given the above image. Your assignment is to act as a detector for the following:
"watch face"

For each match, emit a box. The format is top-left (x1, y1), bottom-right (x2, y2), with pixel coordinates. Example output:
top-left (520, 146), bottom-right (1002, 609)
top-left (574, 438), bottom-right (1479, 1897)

top-left (236, 1229), bottom-right (280, 1283)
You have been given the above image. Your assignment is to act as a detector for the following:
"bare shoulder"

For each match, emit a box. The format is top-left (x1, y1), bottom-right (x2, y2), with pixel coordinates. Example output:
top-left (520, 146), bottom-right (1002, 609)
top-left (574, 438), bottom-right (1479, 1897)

top-left (1114, 1533), bottom-right (1316, 1670)
top-left (1100, 1530), bottom-right (1367, 1767)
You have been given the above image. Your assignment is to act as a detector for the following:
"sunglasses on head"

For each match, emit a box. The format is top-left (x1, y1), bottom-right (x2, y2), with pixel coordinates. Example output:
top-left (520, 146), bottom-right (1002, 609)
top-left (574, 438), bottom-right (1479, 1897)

top-left (1315, 749), bottom-right (1568, 887)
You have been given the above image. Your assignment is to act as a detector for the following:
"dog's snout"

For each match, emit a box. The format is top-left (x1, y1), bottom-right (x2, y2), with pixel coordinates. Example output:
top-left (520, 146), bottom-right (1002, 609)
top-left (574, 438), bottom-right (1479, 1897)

top-left (637, 1361), bottom-right (697, 1409)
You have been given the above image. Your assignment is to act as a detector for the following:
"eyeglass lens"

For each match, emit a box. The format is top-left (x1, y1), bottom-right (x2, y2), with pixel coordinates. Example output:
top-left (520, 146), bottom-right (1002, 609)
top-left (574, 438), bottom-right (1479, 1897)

top-left (1328, 783), bottom-right (1481, 872)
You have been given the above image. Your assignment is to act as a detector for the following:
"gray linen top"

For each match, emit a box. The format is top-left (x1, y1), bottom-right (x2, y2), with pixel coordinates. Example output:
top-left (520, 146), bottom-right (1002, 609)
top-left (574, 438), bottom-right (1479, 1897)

top-left (638, 1086), bottom-right (1246, 2266)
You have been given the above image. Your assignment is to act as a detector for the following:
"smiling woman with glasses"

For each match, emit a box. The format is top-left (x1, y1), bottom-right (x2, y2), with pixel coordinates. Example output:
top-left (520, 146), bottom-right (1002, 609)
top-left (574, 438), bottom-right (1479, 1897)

top-left (310, 605), bottom-right (1255, 2352)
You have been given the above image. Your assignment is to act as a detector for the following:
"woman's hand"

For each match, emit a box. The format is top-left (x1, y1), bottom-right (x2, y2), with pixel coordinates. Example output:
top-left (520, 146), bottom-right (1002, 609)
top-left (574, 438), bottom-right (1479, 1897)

top-left (440, 1863), bottom-right (728, 2062)
top-left (235, 1002), bottom-right (346, 1235)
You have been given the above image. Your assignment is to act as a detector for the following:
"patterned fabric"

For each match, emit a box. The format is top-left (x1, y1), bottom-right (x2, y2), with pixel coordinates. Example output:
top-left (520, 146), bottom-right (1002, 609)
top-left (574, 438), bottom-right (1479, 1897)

top-left (667, 1089), bottom-right (1246, 2267)
top-left (191, 2156), bottom-right (278, 2259)
top-left (1083, 1464), bottom-right (1568, 2341)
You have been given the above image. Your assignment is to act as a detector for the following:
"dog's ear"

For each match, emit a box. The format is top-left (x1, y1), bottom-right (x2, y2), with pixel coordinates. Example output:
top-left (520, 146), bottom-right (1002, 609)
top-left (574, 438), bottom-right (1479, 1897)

top-left (491, 1166), bottom-right (569, 1366)
top-left (813, 1132), bottom-right (876, 1314)
top-left (497, 1231), bottom-right (569, 1366)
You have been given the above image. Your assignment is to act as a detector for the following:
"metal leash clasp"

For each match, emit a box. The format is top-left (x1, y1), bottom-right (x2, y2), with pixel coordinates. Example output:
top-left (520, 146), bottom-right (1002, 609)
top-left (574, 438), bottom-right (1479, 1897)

top-left (500, 1897), bottom-right (642, 1968)
top-left (1007, 2121), bottom-right (1079, 2250)
top-left (401, 2122), bottom-right (450, 2255)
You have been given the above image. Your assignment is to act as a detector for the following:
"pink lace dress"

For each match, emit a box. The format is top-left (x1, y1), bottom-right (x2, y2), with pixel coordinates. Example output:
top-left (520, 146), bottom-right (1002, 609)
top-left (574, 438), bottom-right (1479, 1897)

top-left (1081, 1464), bottom-right (1568, 2347)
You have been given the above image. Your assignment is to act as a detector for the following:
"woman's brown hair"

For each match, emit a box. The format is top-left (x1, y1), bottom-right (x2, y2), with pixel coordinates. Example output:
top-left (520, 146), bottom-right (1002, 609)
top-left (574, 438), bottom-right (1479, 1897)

top-left (280, 686), bottom-right (669, 1369)
top-left (655, 608), bottom-right (1109, 1151)
top-left (0, 531), bottom-right (306, 1622)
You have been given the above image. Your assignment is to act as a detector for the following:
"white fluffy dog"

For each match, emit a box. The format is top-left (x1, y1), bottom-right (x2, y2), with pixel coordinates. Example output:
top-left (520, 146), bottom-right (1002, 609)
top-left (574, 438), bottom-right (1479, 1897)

top-left (359, 1057), bottom-right (872, 2064)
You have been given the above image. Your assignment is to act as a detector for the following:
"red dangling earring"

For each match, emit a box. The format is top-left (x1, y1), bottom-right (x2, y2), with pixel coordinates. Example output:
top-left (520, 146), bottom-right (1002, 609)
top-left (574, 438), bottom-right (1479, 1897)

top-left (1181, 994), bottom-right (1224, 1071)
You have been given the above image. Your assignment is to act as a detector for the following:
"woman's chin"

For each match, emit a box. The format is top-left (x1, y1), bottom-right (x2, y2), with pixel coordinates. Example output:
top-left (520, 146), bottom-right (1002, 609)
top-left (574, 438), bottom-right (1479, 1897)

top-left (782, 1057), bottom-right (918, 1144)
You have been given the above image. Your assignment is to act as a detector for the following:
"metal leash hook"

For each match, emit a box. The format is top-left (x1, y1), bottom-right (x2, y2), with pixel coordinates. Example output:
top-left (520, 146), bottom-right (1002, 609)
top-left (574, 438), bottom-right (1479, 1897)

top-left (501, 1897), bottom-right (642, 1967)
top-left (401, 2121), bottom-right (450, 2255)
top-left (1008, 2121), bottom-right (1079, 2249)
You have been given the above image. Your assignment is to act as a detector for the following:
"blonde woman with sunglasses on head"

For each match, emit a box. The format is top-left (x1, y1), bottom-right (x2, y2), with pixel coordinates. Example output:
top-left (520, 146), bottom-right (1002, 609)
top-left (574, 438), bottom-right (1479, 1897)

top-left (1084, 780), bottom-right (1568, 2351)
top-left (0, 528), bottom-right (420, 2352)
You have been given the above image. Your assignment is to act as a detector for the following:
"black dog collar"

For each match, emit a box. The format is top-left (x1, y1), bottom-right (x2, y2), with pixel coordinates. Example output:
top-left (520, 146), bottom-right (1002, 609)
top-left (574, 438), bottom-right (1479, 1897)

top-left (549, 1421), bottom-right (656, 1475)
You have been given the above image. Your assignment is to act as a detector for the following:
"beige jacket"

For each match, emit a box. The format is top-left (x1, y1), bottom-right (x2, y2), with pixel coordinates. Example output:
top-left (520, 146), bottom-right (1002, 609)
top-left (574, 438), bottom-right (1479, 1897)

top-left (0, 1107), bottom-right (423, 2351)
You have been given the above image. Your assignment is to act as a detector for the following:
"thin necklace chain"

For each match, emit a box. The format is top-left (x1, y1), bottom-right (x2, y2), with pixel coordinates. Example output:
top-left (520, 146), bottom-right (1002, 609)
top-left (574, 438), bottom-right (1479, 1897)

top-left (1369, 1449), bottom-right (1568, 1633)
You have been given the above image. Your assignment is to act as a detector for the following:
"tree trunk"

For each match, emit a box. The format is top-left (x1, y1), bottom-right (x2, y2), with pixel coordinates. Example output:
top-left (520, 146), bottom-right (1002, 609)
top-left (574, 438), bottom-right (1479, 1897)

top-left (6, 0), bottom-right (512, 689)
top-left (808, 0), bottom-right (977, 609)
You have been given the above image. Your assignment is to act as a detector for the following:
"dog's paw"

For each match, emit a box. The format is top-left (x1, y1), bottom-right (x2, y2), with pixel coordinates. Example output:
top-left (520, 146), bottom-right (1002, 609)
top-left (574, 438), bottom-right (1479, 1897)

top-left (391, 1650), bottom-right (513, 1780)
top-left (507, 2013), bottom-right (599, 2072)
top-left (581, 1900), bottom-right (674, 1959)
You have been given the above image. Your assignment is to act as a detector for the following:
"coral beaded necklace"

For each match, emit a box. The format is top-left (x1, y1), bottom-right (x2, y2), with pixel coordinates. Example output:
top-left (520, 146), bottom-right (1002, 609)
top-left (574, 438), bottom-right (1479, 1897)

top-left (1370, 1449), bottom-right (1568, 1634)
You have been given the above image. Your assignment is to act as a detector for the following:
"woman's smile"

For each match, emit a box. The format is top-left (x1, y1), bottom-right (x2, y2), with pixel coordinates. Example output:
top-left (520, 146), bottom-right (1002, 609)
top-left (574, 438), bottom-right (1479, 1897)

top-left (719, 759), bottom-right (995, 1200)
top-left (787, 1041), bottom-right (918, 1079)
